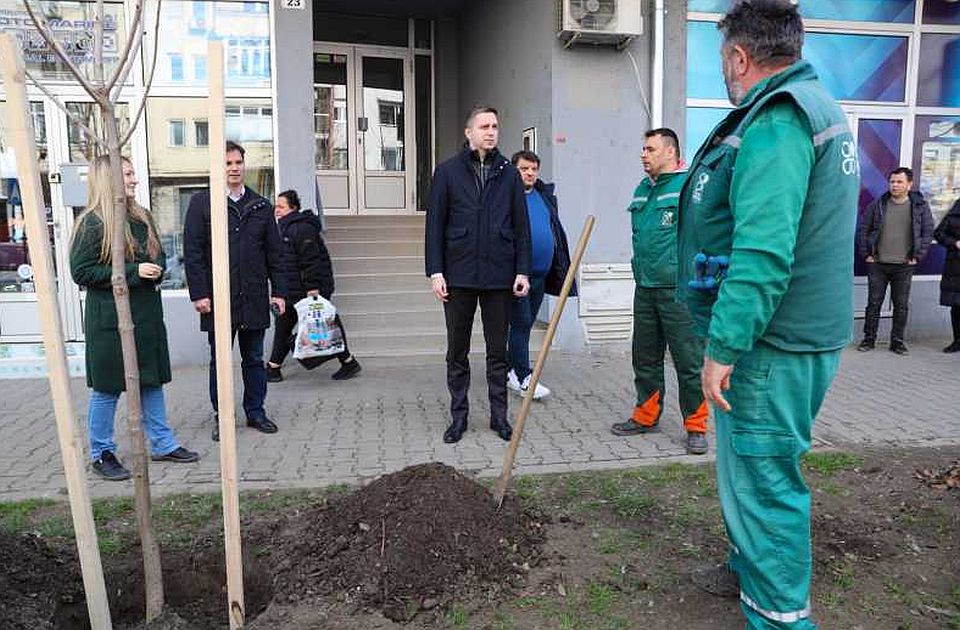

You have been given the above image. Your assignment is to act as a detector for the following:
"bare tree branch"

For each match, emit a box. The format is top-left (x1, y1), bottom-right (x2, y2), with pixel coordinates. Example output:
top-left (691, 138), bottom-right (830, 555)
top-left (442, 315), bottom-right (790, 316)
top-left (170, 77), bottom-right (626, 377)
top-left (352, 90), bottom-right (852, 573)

top-left (93, 0), bottom-right (104, 85)
top-left (24, 68), bottom-right (109, 153)
top-left (119, 0), bottom-right (161, 147)
top-left (105, 0), bottom-right (145, 94)
top-left (108, 2), bottom-right (149, 101)
top-left (21, 0), bottom-right (101, 98)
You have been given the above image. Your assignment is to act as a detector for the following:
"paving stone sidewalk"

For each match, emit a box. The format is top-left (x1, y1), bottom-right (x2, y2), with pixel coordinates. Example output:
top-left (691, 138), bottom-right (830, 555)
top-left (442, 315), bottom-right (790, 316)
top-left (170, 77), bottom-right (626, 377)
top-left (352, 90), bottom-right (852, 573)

top-left (1, 341), bottom-right (958, 501)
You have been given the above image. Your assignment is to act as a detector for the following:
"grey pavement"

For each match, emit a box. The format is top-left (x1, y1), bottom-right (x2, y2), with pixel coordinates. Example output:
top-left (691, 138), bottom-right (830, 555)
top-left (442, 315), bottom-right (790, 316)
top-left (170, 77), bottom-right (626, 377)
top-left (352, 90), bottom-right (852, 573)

top-left (1, 340), bottom-right (958, 501)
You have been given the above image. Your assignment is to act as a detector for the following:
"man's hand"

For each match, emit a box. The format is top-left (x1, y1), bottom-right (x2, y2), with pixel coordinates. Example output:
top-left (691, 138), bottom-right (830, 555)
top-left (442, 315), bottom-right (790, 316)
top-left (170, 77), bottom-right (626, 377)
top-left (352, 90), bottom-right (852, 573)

top-left (307, 289), bottom-right (320, 298)
top-left (430, 274), bottom-right (449, 302)
top-left (193, 298), bottom-right (212, 314)
top-left (908, 258), bottom-right (918, 265)
top-left (865, 255), bottom-right (876, 263)
top-left (513, 274), bottom-right (530, 297)
top-left (270, 296), bottom-right (286, 316)
top-left (138, 262), bottom-right (163, 280)
top-left (702, 357), bottom-right (734, 413)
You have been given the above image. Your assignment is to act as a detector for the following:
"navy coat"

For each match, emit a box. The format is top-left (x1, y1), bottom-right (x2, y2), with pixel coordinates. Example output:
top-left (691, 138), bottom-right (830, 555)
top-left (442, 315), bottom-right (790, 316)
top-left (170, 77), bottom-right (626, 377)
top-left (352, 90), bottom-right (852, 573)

top-left (425, 147), bottom-right (531, 289)
top-left (183, 188), bottom-right (286, 332)
top-left (276, 209), bottom-right (335, 301)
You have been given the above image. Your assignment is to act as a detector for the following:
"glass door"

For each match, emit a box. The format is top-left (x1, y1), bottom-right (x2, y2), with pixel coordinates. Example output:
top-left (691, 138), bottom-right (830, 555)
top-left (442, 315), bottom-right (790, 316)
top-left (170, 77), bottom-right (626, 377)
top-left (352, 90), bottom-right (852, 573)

top-left (314, 45), bottom-right (416, 215)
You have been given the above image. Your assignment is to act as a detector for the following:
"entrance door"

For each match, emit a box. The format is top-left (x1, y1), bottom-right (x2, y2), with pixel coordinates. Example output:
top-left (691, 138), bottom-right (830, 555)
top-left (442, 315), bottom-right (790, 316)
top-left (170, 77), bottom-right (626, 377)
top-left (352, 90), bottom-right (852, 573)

top-left (0, 98), bottom-right (130, 342)
top-left (314, 45), bottom-right (415, 215)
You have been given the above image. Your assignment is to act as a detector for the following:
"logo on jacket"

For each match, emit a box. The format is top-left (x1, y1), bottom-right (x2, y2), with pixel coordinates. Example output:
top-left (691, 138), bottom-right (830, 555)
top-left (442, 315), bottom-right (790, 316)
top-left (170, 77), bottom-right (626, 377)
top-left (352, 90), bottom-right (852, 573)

top-left (660, 211), bottom-right (675, 226)
top-left (841, 140), bottom-right (859, 176)
top-left (692, 172), bottom-right (710, 204)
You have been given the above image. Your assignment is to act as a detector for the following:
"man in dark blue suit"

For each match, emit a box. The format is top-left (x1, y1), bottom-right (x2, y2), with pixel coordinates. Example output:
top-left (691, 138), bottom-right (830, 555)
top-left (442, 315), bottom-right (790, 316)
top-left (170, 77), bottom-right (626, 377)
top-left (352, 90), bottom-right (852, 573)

top-left (425, 106), bottom-right (531, 444)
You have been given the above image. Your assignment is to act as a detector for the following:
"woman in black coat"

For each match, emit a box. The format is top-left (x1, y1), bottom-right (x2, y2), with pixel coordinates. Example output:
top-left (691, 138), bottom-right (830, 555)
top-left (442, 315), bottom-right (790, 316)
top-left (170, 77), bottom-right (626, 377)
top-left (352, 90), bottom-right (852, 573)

top-left (266, 190), bottom-right (361, 380)
top-left (933, 198), bottom-right (960, 353)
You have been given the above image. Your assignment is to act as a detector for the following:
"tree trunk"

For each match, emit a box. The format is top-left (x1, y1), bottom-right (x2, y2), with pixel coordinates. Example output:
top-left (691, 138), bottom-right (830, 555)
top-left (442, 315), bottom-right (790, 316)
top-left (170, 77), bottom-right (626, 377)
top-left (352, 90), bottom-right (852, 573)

top-left (101, 101), bottom-right (165, 621)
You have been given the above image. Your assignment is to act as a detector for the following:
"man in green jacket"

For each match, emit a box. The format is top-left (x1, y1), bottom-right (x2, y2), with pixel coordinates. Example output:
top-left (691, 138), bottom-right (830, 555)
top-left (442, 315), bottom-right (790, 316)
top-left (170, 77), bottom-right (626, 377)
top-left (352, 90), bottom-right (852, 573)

top-left (611, 128), bottom-right (708, 456)
top-left (679, 2), bottom-right (859, 628)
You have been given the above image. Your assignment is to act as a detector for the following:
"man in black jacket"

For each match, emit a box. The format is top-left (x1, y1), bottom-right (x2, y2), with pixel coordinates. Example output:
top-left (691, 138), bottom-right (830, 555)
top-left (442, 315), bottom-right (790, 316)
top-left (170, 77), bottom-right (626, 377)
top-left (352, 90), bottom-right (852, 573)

top-left (857, 167), bottom-right (935, 355)
top-left (266, 189), bottom-right (360, 382)
top-left (425, 106), bottom-right (531, 444)
top-left (183, 141), bottom-right (287, 441)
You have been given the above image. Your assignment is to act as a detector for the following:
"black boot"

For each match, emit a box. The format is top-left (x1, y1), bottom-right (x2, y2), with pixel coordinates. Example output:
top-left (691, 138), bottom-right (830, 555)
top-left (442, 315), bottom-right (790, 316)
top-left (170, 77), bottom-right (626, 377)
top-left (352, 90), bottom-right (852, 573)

top-left (443, 418), bottom-right (467, 443)
top-left (490, 418), bottom-right (513, 442)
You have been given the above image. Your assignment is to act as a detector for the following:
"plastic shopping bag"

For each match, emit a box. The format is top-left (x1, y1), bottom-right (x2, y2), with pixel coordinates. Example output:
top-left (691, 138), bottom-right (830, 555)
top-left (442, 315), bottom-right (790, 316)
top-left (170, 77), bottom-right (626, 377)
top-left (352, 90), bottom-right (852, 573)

top-left (292, 296), bottom-right (345, 360)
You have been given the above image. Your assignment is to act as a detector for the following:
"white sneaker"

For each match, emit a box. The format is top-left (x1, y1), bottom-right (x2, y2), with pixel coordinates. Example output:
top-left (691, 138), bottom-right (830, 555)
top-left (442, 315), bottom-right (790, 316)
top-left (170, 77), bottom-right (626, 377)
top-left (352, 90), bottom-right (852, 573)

top-left (507, 369), bottom-right (522, 393)
top-left (520, 374), bottom-right (551, 400)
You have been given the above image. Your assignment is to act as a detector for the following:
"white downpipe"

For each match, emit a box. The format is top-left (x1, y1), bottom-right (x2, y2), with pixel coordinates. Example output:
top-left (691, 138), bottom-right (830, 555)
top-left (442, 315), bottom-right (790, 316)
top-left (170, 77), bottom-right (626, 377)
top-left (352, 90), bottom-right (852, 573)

top-left (652, 0), bottom-right (666, 128)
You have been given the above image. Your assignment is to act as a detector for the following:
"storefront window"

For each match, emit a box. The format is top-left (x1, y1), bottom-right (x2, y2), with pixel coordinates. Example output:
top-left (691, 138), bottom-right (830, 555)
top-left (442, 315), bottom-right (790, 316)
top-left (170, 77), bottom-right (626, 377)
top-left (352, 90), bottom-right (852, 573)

top-left (145, 97), bottom-right (274, 290)
top-left (686, 21), bottom-right (725, 100)
top-left (917, 34), bottom-right (960, 108)
top-left (855, 119), bottom-right (903, 276)
top-left (805, 33), bottom-right (908, 102)
top-left (0, 0), bottom-right (127, 81)
top-left (685, 107), bottom-right (729, 159)
top-left (689, 0), bottom-right (916, 22)
top-left (913, 116), bottom-right (960, 226)
top-left (150, 0), bottom-right (270, 89)
top-left (923, 0), bottom-right (960, 25)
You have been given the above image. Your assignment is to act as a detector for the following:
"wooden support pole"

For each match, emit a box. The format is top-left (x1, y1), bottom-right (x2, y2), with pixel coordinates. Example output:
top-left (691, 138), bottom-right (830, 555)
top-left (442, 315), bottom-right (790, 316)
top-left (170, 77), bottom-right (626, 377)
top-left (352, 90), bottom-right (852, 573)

top-left (207, 40), bottom-right (245, 629)
top-left (493, 215), bottom-right (596, 508)
top-left (0, 33), bottom-right (113, 629)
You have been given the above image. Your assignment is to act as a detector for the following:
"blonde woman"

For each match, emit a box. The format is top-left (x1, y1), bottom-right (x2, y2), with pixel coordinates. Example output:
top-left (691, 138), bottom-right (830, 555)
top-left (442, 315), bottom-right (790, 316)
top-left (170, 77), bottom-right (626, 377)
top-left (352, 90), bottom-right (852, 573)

top-left (70, 155), bottom-right (197, 481)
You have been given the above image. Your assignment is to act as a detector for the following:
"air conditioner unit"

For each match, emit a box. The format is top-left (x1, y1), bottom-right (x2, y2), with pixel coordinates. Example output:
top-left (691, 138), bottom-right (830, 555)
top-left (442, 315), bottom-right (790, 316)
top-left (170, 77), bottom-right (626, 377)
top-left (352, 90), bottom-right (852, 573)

top-left (558, 0), bottom-right (643, 49)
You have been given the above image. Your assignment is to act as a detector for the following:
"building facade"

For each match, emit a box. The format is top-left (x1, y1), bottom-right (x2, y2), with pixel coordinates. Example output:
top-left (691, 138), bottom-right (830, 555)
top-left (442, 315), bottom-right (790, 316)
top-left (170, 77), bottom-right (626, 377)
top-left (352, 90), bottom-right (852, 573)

top-left (0, 0), bottom-right (958, 375)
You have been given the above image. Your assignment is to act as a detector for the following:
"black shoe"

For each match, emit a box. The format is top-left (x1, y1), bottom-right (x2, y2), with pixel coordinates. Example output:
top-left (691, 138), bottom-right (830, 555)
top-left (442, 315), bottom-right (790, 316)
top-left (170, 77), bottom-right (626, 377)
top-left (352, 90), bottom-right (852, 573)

top-left (857, 340), bottom-right (875, 352)
top-left (92, 451), bottom-right (131, 481)
top-left (943, 341), bottom-right (960, 354)
top-left (610, 419), bottom-right (660, 436)
top-left (490, 419), bottom-right (513, 442)
top-left (332, 358), bottom-right (362, 380)
top-left (443, 419), bottom-right (467, 444)
top-left (151, 447), bottom-right (199, 463)
top-left (692, 563), bottom-right (740, 598)
top-left (247, 416), bottom-right (279, 434)
top-left (212, 414), bottom-right (219, 442)
top-left (686, 432), bottom-right (708, 455)
top-left (266, 365), bottom-right (283, 383)
top-left (889, 342), bottom-right (909, 355)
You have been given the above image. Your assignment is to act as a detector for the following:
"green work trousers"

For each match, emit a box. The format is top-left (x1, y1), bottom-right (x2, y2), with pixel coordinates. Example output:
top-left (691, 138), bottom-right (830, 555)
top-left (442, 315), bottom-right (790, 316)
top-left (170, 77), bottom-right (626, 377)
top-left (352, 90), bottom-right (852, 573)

top-left (714, 341), bottom-right (842, 629)
top-left (631, 286), bottom-right (705, 429)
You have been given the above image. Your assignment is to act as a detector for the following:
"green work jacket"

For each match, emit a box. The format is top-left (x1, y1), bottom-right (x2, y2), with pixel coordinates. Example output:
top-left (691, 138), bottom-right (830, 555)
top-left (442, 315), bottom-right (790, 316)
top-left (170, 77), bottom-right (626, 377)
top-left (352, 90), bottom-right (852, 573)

top-left (629, 170), bottom-right (687, 288)
top-left (677, 61), bottom-right (860, 365)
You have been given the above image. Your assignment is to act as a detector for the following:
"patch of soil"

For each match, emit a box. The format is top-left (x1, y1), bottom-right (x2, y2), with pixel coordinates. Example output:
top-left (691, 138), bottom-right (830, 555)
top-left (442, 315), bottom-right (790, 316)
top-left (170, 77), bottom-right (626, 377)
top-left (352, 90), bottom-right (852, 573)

top-left (264, 462), bottom-right (545, 621)
top-left (0, 531), bottom-right (85, 630)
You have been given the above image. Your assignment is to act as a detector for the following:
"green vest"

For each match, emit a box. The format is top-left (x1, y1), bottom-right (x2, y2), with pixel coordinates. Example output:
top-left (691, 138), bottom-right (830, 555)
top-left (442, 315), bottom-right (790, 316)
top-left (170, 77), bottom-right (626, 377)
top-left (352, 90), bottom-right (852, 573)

top-left (629, 170), bottom-right (687, 288)
top-left (677, 61), bottom-right (859, 353)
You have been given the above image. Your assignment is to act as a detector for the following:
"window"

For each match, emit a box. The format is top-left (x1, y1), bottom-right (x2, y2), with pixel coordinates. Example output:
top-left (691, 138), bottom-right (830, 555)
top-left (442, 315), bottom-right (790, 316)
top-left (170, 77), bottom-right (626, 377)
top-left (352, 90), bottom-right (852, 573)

top-left (193, 55), bottom-right (207, 82)
top-left (917, 35), bottom-right (960, 107)
top-left (194, 120), bottom-right (209, 147)
top-left (378, 101), bottom-right (401, 126)
top-left (169, 119), bottom-right (185, 147)
top-left (170, 53), bottom-right (184, 82)
top-left (688, 0), bottom-right (916, 22)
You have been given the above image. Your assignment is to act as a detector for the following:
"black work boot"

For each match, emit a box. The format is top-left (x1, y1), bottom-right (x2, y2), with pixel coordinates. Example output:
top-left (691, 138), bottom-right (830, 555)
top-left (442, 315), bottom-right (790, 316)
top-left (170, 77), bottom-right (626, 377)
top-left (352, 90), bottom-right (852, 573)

top-left (490, 418), bottom-right (513, 442)
top-left (443, 418), bottom-right (467, 444)
top-left (266, 364), bottom-right (283, 383)
top-left (610, 419), bottom-right (660, 436)
top-left (92, 451), bottom-right (131, 481)
top-left (692, 563), bottom-right (740, 598)
top-left (332, 357), bottom-right (362, 380)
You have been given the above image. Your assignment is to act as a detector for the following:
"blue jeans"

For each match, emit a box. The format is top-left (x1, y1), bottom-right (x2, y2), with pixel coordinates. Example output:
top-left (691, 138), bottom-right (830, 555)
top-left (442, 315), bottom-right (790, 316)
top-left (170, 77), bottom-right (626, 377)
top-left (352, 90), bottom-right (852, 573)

top-left (208, 328), bottom-right (267, 420)
top-left (508, 276), bottom-right (546, 381)
top-left (88, 386), bottom-right (179, 461)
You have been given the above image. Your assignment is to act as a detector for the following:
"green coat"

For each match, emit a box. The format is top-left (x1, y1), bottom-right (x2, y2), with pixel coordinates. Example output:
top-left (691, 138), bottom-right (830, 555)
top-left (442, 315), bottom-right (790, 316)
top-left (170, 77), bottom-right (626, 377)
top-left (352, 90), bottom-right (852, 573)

top-left (628, 170), bottom-right (687, 288)
top-left (69, 213), bottom-right (172, 394)
top-left (677, 61), bottom-right (859, 365)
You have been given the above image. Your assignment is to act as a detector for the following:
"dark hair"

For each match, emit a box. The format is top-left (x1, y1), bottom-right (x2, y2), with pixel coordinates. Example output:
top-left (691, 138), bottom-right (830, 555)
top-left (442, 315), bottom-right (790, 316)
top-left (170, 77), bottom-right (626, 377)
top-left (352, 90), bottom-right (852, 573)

top-left (278, 189), bottom-right (301, 210)
top-left (644, 128), bottom-right (680, 156)
top-left (511, 150), bottom-right (540, 166)
top-left (717, 0), bottom-right (803, 69)
top-left (889, 167), bottom-right (913, 182)
top-left (465, 106), bottom-right (499, 128)
top-left (225, 140), bottom-right (246, 159)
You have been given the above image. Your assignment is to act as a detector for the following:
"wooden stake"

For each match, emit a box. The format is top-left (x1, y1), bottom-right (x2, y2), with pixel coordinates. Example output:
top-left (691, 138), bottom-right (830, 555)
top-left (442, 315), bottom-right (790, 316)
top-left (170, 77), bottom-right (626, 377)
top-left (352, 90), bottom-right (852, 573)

top-left (493, 215), bottom-right (596, 508)
top-left (0, 33), bottom-right (112, 629)
top-left (207, 40), bottom-right (245, 629)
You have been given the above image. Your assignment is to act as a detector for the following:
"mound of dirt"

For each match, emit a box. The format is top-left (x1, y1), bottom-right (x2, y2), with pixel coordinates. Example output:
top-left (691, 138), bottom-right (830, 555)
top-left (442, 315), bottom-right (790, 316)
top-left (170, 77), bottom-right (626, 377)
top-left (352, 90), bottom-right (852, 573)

top-left (0, 531), bottom-right (85, 630)
top-left (269, 463), bottom-right (545, 621)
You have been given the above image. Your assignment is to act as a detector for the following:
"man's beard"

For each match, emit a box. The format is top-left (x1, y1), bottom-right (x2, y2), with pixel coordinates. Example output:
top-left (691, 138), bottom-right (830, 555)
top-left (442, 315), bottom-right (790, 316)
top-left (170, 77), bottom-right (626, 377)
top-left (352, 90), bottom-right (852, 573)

top-left (724, 74), bottom-right (746, 106)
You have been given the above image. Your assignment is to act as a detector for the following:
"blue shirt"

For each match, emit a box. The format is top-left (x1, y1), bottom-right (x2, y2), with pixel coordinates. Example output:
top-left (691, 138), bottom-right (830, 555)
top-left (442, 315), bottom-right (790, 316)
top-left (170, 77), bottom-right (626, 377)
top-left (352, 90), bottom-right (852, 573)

top-left (526, 189), bottom-right (555, 277)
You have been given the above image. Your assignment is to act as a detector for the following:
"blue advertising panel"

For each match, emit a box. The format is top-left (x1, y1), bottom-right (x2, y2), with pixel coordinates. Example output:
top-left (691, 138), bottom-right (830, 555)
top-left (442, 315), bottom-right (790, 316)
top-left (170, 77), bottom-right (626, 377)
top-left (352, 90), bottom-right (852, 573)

top-left (855, 119), bottom-right (903, 277)
top-left (689, 0), bottom-right (915, 22)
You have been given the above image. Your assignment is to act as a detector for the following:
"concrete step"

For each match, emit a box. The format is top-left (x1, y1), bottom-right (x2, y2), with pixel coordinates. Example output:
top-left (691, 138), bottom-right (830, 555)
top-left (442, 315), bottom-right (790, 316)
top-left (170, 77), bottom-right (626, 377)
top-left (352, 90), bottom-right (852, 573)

top-left (348, 327), bottom-right (546, 358)
top-left (333, 290), bottom-right (437, 314)
top-left (327, 239), bottom-right (424, 258)
top-left (341, 309), bottom-right (443, 333)
top-left (325, 225), bottom-right (423, 242)
top-left (324, 214), bottom-right (425, 229)
top-left (335, 272), bottom-right (426, 294)
top-left (0, 342), bottom-right (86, 379)
top-left (332, 256), bottom-right (424, 275)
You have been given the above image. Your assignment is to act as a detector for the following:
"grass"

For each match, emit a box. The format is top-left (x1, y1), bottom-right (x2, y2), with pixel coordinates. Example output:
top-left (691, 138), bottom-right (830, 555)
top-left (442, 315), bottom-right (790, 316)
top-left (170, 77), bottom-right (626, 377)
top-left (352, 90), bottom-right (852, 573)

top-left (446, 602), bottom-right (469, 629)
top-left (0, 498), bottom-right (57, 532)
top-left (586, 582), bottom-right (615, 615)
top-left (802, 452), bottom-right (863, 476)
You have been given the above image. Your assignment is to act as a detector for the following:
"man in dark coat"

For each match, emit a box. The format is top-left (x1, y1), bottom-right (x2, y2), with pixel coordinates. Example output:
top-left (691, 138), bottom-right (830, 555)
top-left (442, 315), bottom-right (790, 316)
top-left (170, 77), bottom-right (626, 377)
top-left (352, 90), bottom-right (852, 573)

top-left (933, 198), bottom-right (960, 353)
top-left (425, 106), bottom-right (531, 444)
top-left (857, 167), bottom-right (935, 355)
top-left (183, 141), bottom-right (287, 441)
